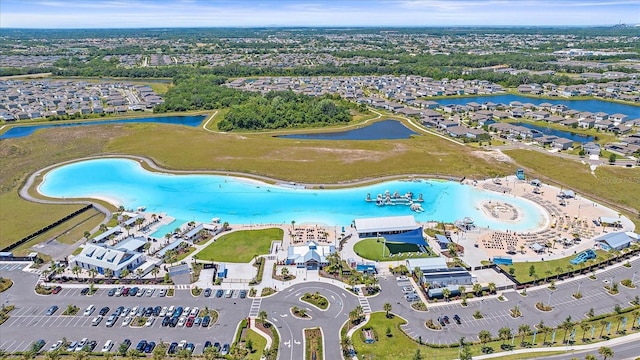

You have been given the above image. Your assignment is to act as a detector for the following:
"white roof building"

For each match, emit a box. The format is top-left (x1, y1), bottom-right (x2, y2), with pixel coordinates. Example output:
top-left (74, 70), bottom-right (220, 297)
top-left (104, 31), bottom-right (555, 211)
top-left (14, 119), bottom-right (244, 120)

top-left (354, 215), bottom-right (419, 236)
top-left (70, 242), bottom-right (145, 277)
top-left (286, 241), bottom-right (335, 269)
top-left (406, 257), bottom-right (448, 272)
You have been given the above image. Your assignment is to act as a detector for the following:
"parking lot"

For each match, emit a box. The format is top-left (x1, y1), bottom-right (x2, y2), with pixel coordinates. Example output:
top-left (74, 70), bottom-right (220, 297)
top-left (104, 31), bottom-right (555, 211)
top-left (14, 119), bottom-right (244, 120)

top-left (0, 269), bottom-right (253, 355)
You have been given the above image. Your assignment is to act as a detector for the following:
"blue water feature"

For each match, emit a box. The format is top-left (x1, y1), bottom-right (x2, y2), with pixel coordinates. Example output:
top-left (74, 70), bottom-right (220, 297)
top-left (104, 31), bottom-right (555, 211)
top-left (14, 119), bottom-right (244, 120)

top-left (0, 115), bottom-right (206, 140)
top-left (513, 122), bottom-right (594, 143)
top-left (434, 95), bottom-right (640, 118)
top-left (150, 219), bottom-right (186, 238)
top-left (277, 120), bottom-right (417, 140)
top-left (39, 158), bottom-right (547, 231)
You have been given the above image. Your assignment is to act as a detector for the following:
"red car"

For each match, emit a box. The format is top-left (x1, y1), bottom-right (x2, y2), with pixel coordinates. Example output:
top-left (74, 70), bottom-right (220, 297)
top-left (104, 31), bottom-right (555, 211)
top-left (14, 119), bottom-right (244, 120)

top-left (52, 286), bottom-right (62, 294)
top-left (185, 317), bottom-right (195, 328)
top-left (122, 287), bottom-right (130, 296)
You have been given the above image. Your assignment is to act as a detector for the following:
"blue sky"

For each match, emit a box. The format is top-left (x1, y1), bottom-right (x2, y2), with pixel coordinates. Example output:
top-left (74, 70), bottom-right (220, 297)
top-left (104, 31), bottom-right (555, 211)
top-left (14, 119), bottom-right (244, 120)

top-left (1, 0), bottom-right (638, 28)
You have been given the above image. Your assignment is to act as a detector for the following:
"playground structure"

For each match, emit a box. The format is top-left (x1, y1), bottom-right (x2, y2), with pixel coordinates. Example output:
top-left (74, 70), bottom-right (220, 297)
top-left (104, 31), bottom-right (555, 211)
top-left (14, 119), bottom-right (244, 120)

top-left (570, 249), bottom-right (597, 265)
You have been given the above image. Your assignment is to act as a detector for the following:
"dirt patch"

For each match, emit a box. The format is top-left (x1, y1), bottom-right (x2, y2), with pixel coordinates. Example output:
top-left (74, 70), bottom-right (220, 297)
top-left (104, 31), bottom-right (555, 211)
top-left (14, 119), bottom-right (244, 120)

top-left (269, 143), bottom-right (409, 164)
top-left (472, 149), bottom-right (514, 163)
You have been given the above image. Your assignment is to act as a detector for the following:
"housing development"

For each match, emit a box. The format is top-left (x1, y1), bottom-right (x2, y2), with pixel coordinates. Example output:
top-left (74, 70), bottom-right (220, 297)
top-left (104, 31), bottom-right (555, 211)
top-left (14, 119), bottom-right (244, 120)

top-left (1, 14), bottom-right (640, 360)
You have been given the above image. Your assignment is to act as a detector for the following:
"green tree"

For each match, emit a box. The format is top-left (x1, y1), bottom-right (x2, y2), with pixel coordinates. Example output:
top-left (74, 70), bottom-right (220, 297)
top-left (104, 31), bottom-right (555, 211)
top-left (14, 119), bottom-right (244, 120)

top-left (442, 288), bottom-right (451, 301)
top-left (518, 324), bottom-right (531, 344)
top-left (598, 346), bottom-right (614, 360)
top-left (608, 154), bottom-right (617, 164)
top-left (280, 267), bottom-right (289, 279)
top-left (529, 264), bottom-right (536, 277)
top-left (498, 327), bottom-right (512, 344)
top-left (383, 302), bottom-right (392, 318)
top-left (412, 349), bottom-right (423, 360)
top-left (258, 310), bottom-right (268, 323)
top-left (72, 265), bottom-right (81, 280)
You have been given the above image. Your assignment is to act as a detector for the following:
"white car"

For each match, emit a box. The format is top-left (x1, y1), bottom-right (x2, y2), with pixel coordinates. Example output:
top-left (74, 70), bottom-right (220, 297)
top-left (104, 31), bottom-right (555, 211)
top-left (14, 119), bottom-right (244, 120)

top-left (177, 340), bottom-right (187, 350)
top-left (168, 306), bottom-right (175, 315)
top-left (83, 305), bottom-right (95, 316)
top-left (75, 338), bottom-right (88, 352)
top-left (49, 340), bottom-right (64, 352)
top-left (159, 306), bottom-right (168, 317)
top-left (129, 306), bottom-right (139, 317)
top-left (136, 288), bottom-right (146, 297)
top-left (91, 316), bottom-right (102, 326)
top-left (121, 316), bottom-right (132, 327)
top-left (114, 287), bottom-right (124, 297)
top-left (189, 307), bottom-right (199, 317)
top-left (123, 307), bottom-right (131, 316)
top-left (145, 288), bottom-right (154, 297)
top-left (177, 316), bottom-right (186, 327)
top-left (184, 307), bottom-right (190, 316)
top-left (145, 317), bottom-right (155, 327)
top-left (101, 340), bottom-right (113, 352)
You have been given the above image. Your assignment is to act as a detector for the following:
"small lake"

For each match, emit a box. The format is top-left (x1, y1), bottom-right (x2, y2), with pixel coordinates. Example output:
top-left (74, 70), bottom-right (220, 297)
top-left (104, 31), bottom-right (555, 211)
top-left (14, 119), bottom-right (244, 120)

top-left (0, 115), bottom-right (206, 140)
top-left (513, 122), bottom-right (594, 143)
top-left (434, 95), bottom-right (640, 119)
top-left (277, 120), bottom-right (418, 140)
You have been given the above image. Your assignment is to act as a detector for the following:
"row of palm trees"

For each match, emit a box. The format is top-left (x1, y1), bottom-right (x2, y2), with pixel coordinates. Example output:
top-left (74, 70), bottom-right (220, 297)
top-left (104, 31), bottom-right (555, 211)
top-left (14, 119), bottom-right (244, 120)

top-left (438, 282), bottom-right (498, 301)
top-left (46, 264), bottom-right (161, 282)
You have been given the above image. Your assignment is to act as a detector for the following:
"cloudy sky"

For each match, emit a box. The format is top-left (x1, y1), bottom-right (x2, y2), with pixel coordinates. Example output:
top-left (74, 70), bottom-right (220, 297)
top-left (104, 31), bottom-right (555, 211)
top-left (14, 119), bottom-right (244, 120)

top-left (1, 0), bottom-right (638, 28)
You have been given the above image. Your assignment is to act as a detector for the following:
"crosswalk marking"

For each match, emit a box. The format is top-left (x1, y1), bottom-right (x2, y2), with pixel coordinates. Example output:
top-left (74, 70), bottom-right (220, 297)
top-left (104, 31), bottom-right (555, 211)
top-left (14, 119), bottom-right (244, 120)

top-left (358, 296), bottom-right (371, 314)
top-left (248, 298), bottom-right (262, 318)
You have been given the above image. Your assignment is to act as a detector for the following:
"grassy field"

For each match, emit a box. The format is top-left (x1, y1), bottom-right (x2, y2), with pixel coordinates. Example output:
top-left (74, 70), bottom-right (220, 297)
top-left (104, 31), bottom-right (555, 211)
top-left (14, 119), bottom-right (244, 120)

top-left (353, 238), bottom-right (434, 262)
top-left (195, 228), bottom-right (283, 263)
top-left (243, 329), bottom-right (267, 360)
top-left (499, 249), bottom-right (608, 283)
top-left (352, 311), bottom-right (639, 360)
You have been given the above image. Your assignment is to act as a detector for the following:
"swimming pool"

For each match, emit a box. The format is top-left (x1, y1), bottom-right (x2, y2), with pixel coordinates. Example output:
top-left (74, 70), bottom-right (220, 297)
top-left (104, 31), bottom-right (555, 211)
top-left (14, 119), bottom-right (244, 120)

top-left (38, 158), bottom-right (547, 231)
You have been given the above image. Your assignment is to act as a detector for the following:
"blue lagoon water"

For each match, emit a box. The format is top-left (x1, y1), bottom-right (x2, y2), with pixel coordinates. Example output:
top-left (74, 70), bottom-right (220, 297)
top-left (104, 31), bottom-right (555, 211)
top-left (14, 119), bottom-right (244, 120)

top-left (0, 115), bottom-right (206, 140)
top-left (278, 120), bottom-right (418, 140)
top-left (434, 95), bottom-right (640, 118)
top-left (39, 158), bottom-right (547, 231)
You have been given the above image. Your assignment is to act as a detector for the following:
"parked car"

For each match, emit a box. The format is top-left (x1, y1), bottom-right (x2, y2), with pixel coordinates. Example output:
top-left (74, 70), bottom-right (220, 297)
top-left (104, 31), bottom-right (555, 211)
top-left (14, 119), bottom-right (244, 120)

top-left (119, 339), bottom-right (131, 355)
top-left (75, 338), bottom-right (88, 352)
top-left (129, 306), bottom-right (139, 317)
top-left (91, 316), bottom-right (102, 326)
top-left (66, 341), bottom-right (77, 352)
top-left (220, 343), bottom-right (230, 355)
top-left (204, 288), bottom-right (212, 297)
top-left (144, 307), bottom-right (154, 317)
top-left (215, 289), bottom-right (223, 298)
top-left (80, 287), bottom-right (90, 295)
top-left (121, 287), bottom-right (130, 296)
top-left (158, 288), bottom-right (167, 297)
top-left (144, 342), bottom-right (156, 353)
top-left (114, 306), bottom-right (124, 317)
top-left (213, 342), bottom-right (221, 352)
top-left (135, 340), bottom-right (147, 352)
top-left (145, 317), bottom-right (155, 327)
top-left (153, 306), bottom-right (162, 316)
top-left (224, 290), bottom-right (232, 298)
top-left (45, 305), bottom-right (58, 316)
top-left (121, 316), bottom-right (132, 327)
top-left (167, 342), bottom-right (178, 354)
top-left (203, 341), bottom-right (211, 350)
top-left (162, 316), bottom-right (171, 326)
top-left (32, 339), bottom-right (46, 353)
top-left (52, 286), bottom-right (62, 294)
top-left (239, 290), bottom-right (247, 299)
top-left (177, 316), bottom-right (187, 327)
top-left (185, 317), bottom-right (194, 328)
top-left (185, 343), bottom-right (195, 353)
top-left (105, 314), bottom-right (117, 327)
top-left (107, 288), bottom-right (116, 297)
top-left (84, 305), bottom-right (96, 316)
top-left (136, 307), bottom-right (145, 317)
top-left (84, 341), bottom-right (97, 352)
top-left (48, 340), bottom-right (63, 352)
top-left (129, 287), bottom-right (139, 296)
top-left (193, 317), bottom-right (202, 327)
top-left (173, 307), bottom-right (183, 317)
top-left (114, 287), bottom-right (123, 297)
top-left (201, 315), bottom-right (211, 327)
top-left (177, 340), bottom-right (187, 351)
top-left (101, 340), bottom-right (113, 352)
top-left (145, 288), bottom-right (154, 297)
top-left (136, 288), bottom-right (146, 297)
top-left (99, 306), bottom-right (110, 316)
top-left (169, 316), bottom-right (179, 327)
top-left (159, 306), bottom-right (168, 317)
top-left (453, 314), bottom-right (461, 324)
top-left (190, 307), bottom-right (199, 317)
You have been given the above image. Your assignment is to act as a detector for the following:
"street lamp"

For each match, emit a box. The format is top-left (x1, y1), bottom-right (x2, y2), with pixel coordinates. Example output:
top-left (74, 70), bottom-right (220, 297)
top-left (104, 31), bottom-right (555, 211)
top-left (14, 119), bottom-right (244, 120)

top-left (632, 271), bottom-right (637, 286)
top-left (480, 299), bottom-right (484, 314)
top-left (576, 280), bottom-right (584, 296)
top-left (547, 290), bottom-right (554, 306)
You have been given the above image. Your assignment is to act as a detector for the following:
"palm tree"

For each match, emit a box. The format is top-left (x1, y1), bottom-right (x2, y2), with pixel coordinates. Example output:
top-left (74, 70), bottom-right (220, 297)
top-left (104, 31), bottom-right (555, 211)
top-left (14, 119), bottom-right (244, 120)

top-left (478, 330), bottom-right (492, 345)
top-left (518, 324), bottom-right (531, 344)
top-left (458, 286), bottom-right (466, 298)
top-left (136, 268), bottom-right (144, 279)
top-left (297, 308), bottom-right (307, 318)
top-left (631, 310), bottom-right (640, 330)
top-left (598, 346), bottom-right (614, 360)
top-left (280, 267), bottom-right (290, 279)
top-left (340, 335), bottom-right (352, 355)
top-left (487, 282), bottom-right (497, 294)
top-left (125, 224), bottom-right (132, 237)
top-left (72, 265), bottom-right (81, 280)
top-left (203, 346), bottom-right (219, 360)
top-left (120, 268), bottom-right (130, 279)
top-left (104, 268), bottom-right (113, 281)
top-left (498, 327), bottom-right (512, 344)
top-left (83, 231), bottom-right (91, 242)
top-left (615, 315), bottom-right (624, 334)
top-left (561, 316), bottom-right (574, 344)
top-left (257, 310), bottom-right (268, 324)
top-left (580, 322), bottom-right (590, 342)
top-left (442, 288), bottom-right (451, 302)
top-left (383, 302), bottom-right (392, 318)
top-left (556, 266), bottom-right (564, 280)
top-left (135, 217), bottom-right (144, 230)
top-left (599, 319), bottom-right (608, 338)
top-left (585, 354), bottom-right (597, 360)
top-left (88, 268), bottom-right (97, 283)
top-left (473, 283), bottom-right (482, 296)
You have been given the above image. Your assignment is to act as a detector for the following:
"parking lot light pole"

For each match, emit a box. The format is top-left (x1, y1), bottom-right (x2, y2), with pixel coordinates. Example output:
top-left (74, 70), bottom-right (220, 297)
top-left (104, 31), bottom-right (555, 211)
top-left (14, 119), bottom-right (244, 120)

top-left (480, 299), bottom-right (484, 314)
top-left (577, 280), bottom-right (584, 296)
top-left (632, 271), bottom-right (637, 285)
top-left (547, 291), bottom-right (553, 306)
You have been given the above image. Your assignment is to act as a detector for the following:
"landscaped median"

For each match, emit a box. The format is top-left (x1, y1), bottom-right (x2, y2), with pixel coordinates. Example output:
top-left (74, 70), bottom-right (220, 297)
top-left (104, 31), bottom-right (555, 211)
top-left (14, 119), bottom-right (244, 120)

top-left (344, 306), bottom-right (640, 360)
top-left (304, 327), bottom-right (323, 360)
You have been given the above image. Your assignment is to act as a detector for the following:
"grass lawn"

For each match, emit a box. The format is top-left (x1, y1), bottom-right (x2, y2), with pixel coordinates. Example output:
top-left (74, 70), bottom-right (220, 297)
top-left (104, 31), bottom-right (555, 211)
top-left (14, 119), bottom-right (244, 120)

top-left (353, 238), bottom-right (434, 262)
top-left (0, 278), bottom-right (13, 292)
top-left (0, 191), bottom-right (84, 250)
top-left (353, 311), bottom-right (640, 360)
top-left (500, 249), bottom-right (608, 283)
top-left (304, 328), bottom-right (323, 360)
top-left (243, 329), bottom-right (267, 360)
top-left (195, 228), bottom-right (283, 263)
top-left (14, 207), bottom-right (103, 247)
